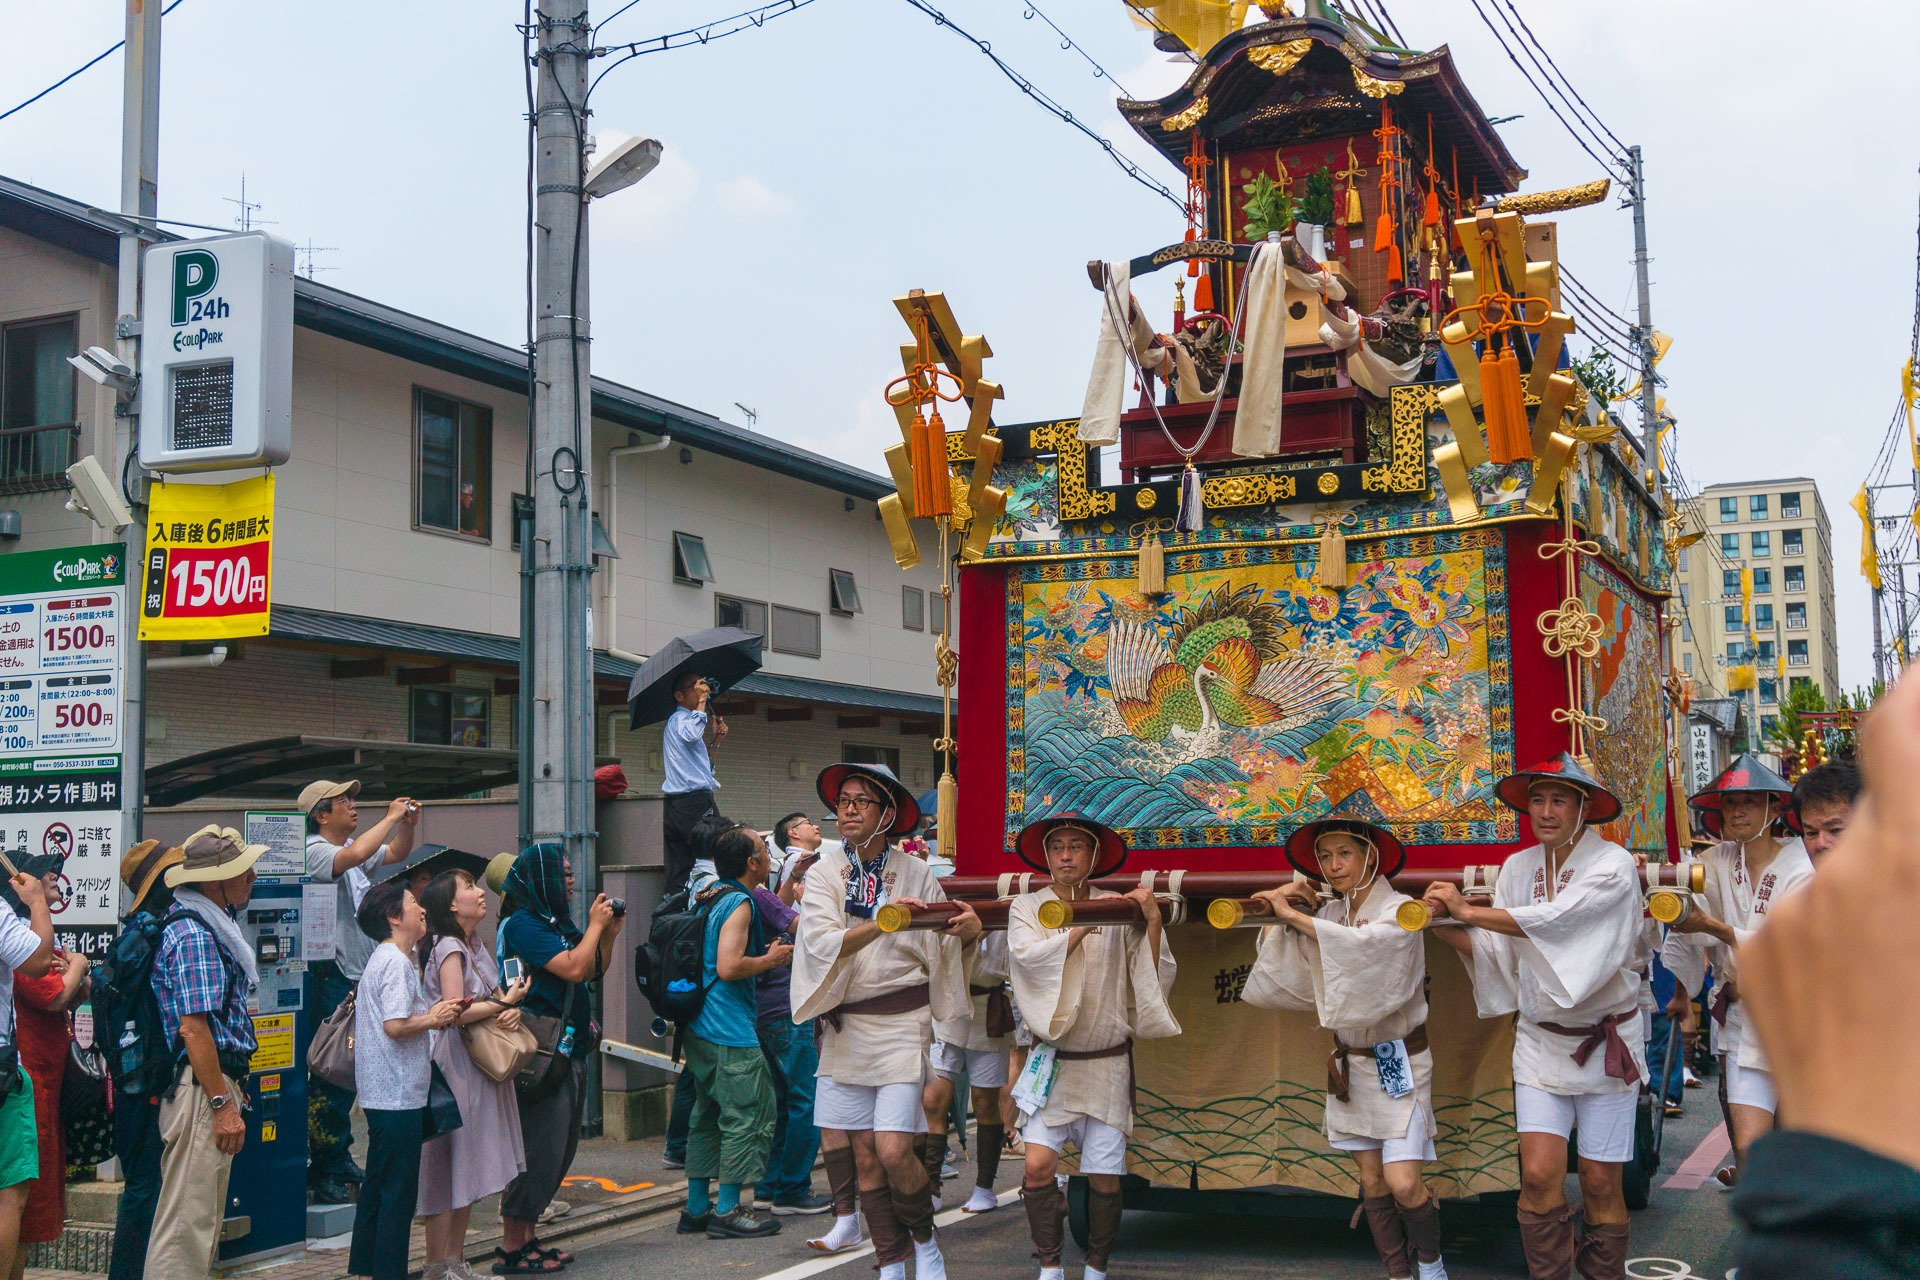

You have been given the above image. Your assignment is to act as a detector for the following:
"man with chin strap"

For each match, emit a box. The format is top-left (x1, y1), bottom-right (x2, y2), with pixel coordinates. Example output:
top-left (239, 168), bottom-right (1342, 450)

top-left (1006, 817), bottom-right (1179, 1280)
top-left (1662, 754), bottom-right (1814, 1188)
top-left (790, 763), bottom-right (980, 1280)
top-left (1426, 756), bottom-right (1645, 1280)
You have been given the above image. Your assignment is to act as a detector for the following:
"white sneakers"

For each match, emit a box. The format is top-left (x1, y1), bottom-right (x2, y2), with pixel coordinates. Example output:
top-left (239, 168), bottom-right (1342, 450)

top-left (1418, 1258), bottom-right (1450, 1280)
top-left (1036, 1269), bottom-right (1066, 1280)
top-left (914, 1234), bottom-right (949, 1280)
top-left (961, 1186), bottom-right (999, 1214)
top-left (806, 1213), bottom-right (865, 1253)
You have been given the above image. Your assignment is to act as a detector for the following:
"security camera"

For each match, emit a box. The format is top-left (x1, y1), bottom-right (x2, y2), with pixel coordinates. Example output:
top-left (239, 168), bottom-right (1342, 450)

top-left (64, 455), bottom-right (134, 533)
top-left (67, 346), bottom-right (138, 397)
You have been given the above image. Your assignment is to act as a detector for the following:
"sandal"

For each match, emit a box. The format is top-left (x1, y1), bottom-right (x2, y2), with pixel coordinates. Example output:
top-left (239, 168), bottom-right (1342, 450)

top-left (527, 1239), bottom-right (575, 1266)
top-left (491, 1245), bottom-right (565, 1275)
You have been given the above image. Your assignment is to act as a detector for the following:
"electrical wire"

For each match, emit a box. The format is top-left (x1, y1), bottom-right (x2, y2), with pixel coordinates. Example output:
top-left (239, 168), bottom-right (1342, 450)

top-left (1462, 0), bottom-right (1627, 180)
top-left (1495, 0), bottom-right (1628, 156)
top-left (0, 0), bottom-right (188, 125)
top-left (1370, 0), bottom-right (1409, 48)
top-left (1120, 0), bottom-right (1197, 64)
top-left (1476, 0), bottom-right (1625, 170)
top-left (1560, 265), bottom-right (1635, 330)
top-left (898, 0), bottom-right (1186, 214)
top-left (1018, 0), bottom-right (1136, 100)
top-left (588, 0), bottom-right (822, 99)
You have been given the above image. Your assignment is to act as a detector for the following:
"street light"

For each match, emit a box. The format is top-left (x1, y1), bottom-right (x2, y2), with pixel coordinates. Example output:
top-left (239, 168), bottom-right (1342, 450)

top-left (583, 135), bottom-right (662, 200)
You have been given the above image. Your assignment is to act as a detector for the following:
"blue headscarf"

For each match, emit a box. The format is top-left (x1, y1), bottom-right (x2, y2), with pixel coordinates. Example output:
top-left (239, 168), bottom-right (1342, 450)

top-left (500, 840), bottom-right (582, 945)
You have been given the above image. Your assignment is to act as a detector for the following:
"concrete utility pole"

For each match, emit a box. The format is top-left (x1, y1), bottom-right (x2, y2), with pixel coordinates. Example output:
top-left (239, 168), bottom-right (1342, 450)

top-left (118, 0), bottom-right (160, 849)
top-left (1628, 145), bottom-right (1661, 505)
top-left (528, 0), bottom-right (601, 1126)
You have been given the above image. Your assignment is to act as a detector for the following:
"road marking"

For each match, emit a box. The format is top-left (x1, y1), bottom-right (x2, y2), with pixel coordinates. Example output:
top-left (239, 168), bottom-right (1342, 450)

top-left (561, 1175), bottom-right (657, 1195)
top-left (751, 1188), bottom-right (1020, 1280)
top-left (1661, 1123), bottom-right (1731, 1190)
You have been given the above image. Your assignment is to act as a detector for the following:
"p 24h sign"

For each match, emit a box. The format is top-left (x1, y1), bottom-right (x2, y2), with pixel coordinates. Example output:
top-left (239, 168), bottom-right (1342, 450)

top-left (138, 473), bottom-right (275, 641)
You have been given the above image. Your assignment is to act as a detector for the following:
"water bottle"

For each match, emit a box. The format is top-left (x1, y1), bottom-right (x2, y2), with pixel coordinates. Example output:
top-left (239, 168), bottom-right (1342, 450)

top-left (557, 1026), bottom-right (575, 1057)
top-left (118, 1020), bottom-right (142, 1079)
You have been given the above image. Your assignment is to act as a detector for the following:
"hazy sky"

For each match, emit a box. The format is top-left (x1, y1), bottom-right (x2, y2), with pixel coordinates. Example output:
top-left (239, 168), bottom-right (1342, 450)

top-left (3, 0), bottom-right (1915, 690)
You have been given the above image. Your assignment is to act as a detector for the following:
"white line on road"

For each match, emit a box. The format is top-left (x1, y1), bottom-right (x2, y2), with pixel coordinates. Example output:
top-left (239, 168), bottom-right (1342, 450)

top-left (751, 1188), bottom-right (1021, 1280)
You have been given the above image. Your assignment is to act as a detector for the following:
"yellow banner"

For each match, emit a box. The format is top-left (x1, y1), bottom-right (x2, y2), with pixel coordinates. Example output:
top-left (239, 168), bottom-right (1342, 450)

top-left (138, 475), bottom-right (275, 641)
top-left (1853, 484), bottom-right (1882, 592)
top-left (1727, 664), bottom-right (1757, 693)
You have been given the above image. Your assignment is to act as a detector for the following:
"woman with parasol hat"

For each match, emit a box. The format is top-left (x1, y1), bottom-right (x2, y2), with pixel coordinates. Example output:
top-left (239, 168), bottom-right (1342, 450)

top-left (1242, 814), bottom-right (1449, 1280)
top-left (788, 763), bottom-right (980, 1280)
top-left (1006, 816), bottom-right (1179, 1280)
top-left (1423, 755), bottom-right (1645, 1280)
top-left (1661, 753), bottom-right (1813, 1187)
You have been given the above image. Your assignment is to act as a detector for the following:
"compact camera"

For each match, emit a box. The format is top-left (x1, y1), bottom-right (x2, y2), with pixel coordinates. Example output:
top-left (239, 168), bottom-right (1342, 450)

top-left (607, 897), bottom-right (628, 918)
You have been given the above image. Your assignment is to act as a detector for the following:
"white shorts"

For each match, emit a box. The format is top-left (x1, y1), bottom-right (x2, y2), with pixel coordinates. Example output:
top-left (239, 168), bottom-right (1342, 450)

top-left (1722, 1052), bottom-right (1779, 1113)
top-left (815, 1078), bottom-right (928, 1134)
top-left (1021, 1114), bottom-right (1129, 1176)
top-left (1514, 1084), bottom-right (1638, 1163)
top-left (1330, 1101), bottom-right (1437, 1164)
top-left (929, 1042), bottom-right (1011, 1089)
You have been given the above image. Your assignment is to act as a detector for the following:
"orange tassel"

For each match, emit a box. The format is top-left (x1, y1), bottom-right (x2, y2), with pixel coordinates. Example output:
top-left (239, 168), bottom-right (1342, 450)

top-left (1482, 342), bottom-right (1528, 464)
top-left (1423, 185), bottom-right (1441, 228)
top-left (1374, 209), bottom-right (1394, 253)
top-left (1387, 243), bottom-right (1404, 285)
top-left (923, 406), bottom-right (952, 517)
top-left (1185, 227), bottom-right (1199, 277)
top-left (1193, 268), bottom-right (1214, 313)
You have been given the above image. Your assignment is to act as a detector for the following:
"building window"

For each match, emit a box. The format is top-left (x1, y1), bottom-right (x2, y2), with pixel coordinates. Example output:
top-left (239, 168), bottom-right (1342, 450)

top-left (1750, 530), bottom-right (1770, 557)
top-left (1788, 639), bottom-right (1809, 665)
top-left (1718, 496), bottom-right (1737, 522)
top-left (829, 569), bottom-right (862, 617)
top-left (771, 604), bottom-right (821, 658)
top-left (1682, 652), bottom-right (1693, 675)
top-left (1790, 675), bottom-right (1811, 692)
top-left (1720, 533), bottom-right (1739, 558)
top-left (1760, 714), bottom-right (1777, 739)
top-left (1723, 605), bottom-right (1743, 630)
top-left (1678, 584), bottom-right (1690, 606)
top-left (411, 687), bottom-right (490, 747)
top-left (1759, 679), bottom-right (1777, 705)
top-left (1, 316), bottom-right (79, 490)
top-left (902, 586), bottom-right (925, 632)
top-left (672, 531), bottom-right (713, 585)
top-left (1754, 604), bottom-right (1773, 629)
top-left (1752, 568), bottom-right (1771, 593)
top-left (1749, 494), bottom-right (1769, 520)
top-left (715, 594), bottom-right (767, 635)
top-left (1781, 491), bottom-right (1802, 518)
top-left (1786, 602), bottom-right (1807, 629)
top-left (1681, 616), bottom-right (1692, 642)
top-left (1725, 644), bottom-right (1743, 665)
top-left (1756, 640), bottom-right (1776, 663)
top-left (1722, 569), bottom-right (1741, 599)
top-left (415, 390), bottom-right (491, 539)
top-left (1785, 565), bottom-right (1805, 592)
top-left (1783, 528), bottom-right (1804, 556)
top-left (843, 744), bottom-right (901, 773)
top-left (1677, 546), bottom-right (1689, 573)
top-left (929, 591), bottom-right (948, 636)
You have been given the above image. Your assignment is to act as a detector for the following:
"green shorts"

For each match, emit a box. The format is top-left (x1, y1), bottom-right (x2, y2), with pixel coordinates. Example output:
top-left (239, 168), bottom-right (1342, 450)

top-left (0, 1071), bottom-right (37, 1190)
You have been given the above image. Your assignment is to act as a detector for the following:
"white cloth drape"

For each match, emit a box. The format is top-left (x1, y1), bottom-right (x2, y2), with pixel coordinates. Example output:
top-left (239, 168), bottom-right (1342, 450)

top-left (1231, 242), bottom-right (1289, 457)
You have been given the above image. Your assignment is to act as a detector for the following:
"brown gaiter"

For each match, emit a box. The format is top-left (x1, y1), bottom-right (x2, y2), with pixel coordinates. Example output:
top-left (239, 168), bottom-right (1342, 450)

top-left (917, 1133), bottom-right (946, 1194)
top-left (1400, 1193), bottom-right (1443, 1264)
top-left (1574, 1218), bottom-right (1630, 1280)
top-left (858, 1183), bottom-right (910, 1265)
top-left (1020, 1181), bottom-right (1065, 1267)
top-left (1516, 1203), bottom-right (1577, 1280)
top-left (1084, 1186), bottom-right (1126, 1272)
top-left (890, 1177), bottom-right (938, 1246)
top-left (1359, 1195), bottom-right (1412, 1278)
top-left (823, 1147), bottom-right (859, 1218)
top-left (975, 1124), bottom-right (1005, 1190)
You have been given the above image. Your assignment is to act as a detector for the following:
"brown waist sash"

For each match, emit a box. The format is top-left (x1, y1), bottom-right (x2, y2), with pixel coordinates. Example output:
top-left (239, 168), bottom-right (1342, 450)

top-left (1328, 1023), bottom-right (1430, 1103)
top-left (1055, 1039), bottom-right (1136, 1110)
top-left (1709, 980), bottom-right (1739, 1029)
top-left (819, 982), bottom-right (931, 1036)
top-left (1535, 1010), bottom-right (1641, 1084)
top-left (970, 983), bottom-right (1015, 1039)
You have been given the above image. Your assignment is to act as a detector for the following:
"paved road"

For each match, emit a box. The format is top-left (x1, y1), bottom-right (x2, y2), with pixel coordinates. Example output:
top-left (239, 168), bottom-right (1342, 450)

top-left (558, 1099), bottom-right (1741, 1280)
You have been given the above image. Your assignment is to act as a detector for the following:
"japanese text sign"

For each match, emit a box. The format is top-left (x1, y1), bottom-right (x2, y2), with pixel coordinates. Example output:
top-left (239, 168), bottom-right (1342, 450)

top-left (139, 474), bottom-right (275, 641)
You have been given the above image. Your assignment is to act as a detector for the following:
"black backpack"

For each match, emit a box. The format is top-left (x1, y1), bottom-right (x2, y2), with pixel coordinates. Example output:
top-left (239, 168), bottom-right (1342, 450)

top-left (634, 888), bottom-right (752, 1045)
top-left (92, 907), bottom-right (196, 1098)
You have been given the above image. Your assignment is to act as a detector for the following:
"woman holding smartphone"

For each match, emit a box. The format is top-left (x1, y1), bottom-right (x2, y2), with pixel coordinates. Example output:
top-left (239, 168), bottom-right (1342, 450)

top-left (417, 871), bottom-right (532, 1279)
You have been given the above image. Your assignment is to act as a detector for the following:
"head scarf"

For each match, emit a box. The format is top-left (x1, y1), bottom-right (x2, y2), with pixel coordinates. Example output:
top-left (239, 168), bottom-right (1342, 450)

top-left (1, 853), bottom-right (63, 918)
top-left (501, 840), bottom-right (582, 944)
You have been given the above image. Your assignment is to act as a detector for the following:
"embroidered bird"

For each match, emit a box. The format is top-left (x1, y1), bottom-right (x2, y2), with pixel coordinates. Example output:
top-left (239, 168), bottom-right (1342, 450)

top-left (1105, 585), bottom-right (1347, 741)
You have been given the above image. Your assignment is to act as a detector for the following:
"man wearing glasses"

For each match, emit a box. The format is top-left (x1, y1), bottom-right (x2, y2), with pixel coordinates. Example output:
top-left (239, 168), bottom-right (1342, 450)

top-left (791, 764), bottom-right (981, 1280)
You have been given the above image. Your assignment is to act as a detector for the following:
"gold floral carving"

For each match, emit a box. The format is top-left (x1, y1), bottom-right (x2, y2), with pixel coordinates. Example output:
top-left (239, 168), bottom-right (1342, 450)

top-left (1200, 473), bottom-right (1296, 508)
top-left (1351, 66), bottom-right (1404, 98)
top-left (1247, 38), bottom-right (1314, 76)
top-left (1496, 179), bottom-right (1612, 216)
top-left (1034, 420), bottom-right (1115, 521)
top-left (1161, 96), bottom-right (1210, 132)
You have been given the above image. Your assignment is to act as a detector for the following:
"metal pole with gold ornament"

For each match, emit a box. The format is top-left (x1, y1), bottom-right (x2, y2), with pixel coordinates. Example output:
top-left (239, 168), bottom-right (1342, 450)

top-left (877, 290), bottom-right (1008, 866)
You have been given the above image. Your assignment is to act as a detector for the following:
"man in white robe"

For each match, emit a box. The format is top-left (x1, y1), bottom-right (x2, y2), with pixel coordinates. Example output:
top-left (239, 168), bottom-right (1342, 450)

top-left (1426, 755), bottom-right (1644, 1280)
top-left (1007, 817), bottom-right (1179, 1280)
top-left (1663, 754), bottom-right (1815, 1185)
top-left (922, 928), bottom-right (1012, 1214)
top-left (1244, 818), bottom-right (1448, 1280)
top-left (790, 764), bottom-right (979, 1280)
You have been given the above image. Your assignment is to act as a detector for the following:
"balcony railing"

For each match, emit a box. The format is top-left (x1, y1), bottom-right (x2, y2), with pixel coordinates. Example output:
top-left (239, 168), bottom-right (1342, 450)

top-left (1788, 654), bottom-right (1810, 666)
top-left (0, 423), bottom-right (78, 495)
top-left (1786, 617), bottom-right (1807, 629)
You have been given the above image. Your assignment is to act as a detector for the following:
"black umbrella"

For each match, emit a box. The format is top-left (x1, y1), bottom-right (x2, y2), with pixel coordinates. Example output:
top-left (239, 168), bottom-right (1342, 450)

top-left (370, 843), bottom-right (493, 887)
top-left (627, 626), bottom-right (765, 729)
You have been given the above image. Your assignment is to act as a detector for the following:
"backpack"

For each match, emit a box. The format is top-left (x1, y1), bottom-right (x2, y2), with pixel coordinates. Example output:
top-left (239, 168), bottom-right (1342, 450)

top-left (91, 907), bottom-right (196, 1098)
top-left (633, 889), bottom-right (752, 1049)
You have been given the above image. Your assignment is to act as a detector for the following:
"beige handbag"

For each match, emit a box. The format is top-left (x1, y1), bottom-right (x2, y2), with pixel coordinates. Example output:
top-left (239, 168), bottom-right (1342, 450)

top-left (461, 995), bottom-right (539, 1083)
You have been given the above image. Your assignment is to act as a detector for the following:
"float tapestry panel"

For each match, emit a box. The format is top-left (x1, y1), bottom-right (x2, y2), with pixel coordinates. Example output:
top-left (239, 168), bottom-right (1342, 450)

top-left (1580, 555), bottom-right (1667, 853)
top-left (1008, 528), bottom-right (1518, 851)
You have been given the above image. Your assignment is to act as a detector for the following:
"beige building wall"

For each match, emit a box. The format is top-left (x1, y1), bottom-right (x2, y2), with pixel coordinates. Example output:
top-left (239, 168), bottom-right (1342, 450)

top-left (1674, 477), bottom-right (1840, 740)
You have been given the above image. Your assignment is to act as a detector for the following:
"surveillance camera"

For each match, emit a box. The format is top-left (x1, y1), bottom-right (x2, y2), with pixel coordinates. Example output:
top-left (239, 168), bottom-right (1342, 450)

top-left (66, 347), bottom-right (138, 397)
top-left (64, 455), bottom-right (134, 533)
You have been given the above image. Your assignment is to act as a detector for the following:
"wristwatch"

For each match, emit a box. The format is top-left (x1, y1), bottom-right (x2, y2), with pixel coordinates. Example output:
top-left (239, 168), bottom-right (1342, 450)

top-left (208, 1093), bottom-right (231, 1111)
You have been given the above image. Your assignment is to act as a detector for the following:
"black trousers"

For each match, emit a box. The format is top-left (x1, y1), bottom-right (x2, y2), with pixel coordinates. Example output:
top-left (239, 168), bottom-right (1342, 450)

top-left (662, 788), bottom-right (718, 896)
top-left (349, 1107), bottom-right (424, 1280)
top-left (108, 1093), bottom-right (163, 1280)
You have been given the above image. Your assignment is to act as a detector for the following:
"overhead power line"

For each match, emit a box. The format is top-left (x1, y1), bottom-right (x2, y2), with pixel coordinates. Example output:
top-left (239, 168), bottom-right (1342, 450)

top-left (0, 0), bottom-right (188, 125)
top-left (1495, 0), bottom-right (1628, 156)
top-left (1462, 0), bottom-right (1628, 180)
top-left (1018, 0), bottom-right (1135, 100)
top-left (587, 0), bottom-right (822, 98)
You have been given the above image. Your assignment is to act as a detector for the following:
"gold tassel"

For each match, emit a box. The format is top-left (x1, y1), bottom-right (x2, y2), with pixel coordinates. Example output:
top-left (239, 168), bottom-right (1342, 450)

top-left (1316, 519), bottom-right (1348, 589)
top-left (1345, 184), bottom-right (1363, 226)
top-left (923, 406), bottom-right (953, 518)
top-left (1137, 533), bottom-right (1166, 595)
top-left (1483, 343), bottom-right (1529, 464)
top-left (908, 410), bottom-right (934, 517)
top-left (935, 773), bottom-right (957, 864)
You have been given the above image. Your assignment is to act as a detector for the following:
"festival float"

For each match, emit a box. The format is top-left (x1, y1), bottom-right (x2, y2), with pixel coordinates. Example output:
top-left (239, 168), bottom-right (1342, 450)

top-left (874, 2), bottom-right (1688, 1227)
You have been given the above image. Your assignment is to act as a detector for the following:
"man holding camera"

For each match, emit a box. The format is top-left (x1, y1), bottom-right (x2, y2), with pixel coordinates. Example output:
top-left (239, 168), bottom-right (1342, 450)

top-left (662, 674), bottom-right (727, 899)
top-left (300, 779), bottom-right (419, 1205)
top-left (0, 865), bottom-right (54, 1280)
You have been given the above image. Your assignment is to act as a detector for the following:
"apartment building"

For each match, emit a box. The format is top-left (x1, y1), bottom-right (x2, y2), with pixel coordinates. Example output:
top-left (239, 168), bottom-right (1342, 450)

top-left (1674, 477), bottom-right (1840, 744)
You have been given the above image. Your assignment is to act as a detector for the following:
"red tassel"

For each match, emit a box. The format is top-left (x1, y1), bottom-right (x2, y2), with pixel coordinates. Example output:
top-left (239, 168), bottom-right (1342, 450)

top-left (1193, 268), bottom-right (1214, 313)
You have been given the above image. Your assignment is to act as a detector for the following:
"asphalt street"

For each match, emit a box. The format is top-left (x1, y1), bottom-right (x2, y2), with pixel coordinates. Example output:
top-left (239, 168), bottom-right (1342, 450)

top-left (557, 1098), bottom-right (1740, 1280)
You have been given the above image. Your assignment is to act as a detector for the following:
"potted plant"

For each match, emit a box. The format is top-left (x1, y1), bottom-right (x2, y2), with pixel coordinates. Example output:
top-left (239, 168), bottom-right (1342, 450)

top-left (1295, 165), bottom-right (1336, 261)
top-left (1240, 173), bottom-right (1297, 243)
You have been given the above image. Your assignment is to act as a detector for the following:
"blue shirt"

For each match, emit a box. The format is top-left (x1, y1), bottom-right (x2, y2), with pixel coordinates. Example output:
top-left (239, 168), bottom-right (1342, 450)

top-left (689, 891), bottom-right (758, 1049)
top-left (499, 912), bottom-right (594, 1057)
top-left (662, 707), bottom-right (718, 795)
top-left (153, 918), bottom-right (257, 1063)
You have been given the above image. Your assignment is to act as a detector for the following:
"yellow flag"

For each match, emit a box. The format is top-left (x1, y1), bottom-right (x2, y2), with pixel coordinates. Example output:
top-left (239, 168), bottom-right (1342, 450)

top-left (1740, 567), bottom-right (1754, 628)
top-left (1905, 357), bottom-right (1918, 471)
top-left (1727, 664), bottom-right (1756, 693)
top-left (1776, 652), bottom-right (1786, 682)
top-left (1854, 484), bottom-right (1883, 591)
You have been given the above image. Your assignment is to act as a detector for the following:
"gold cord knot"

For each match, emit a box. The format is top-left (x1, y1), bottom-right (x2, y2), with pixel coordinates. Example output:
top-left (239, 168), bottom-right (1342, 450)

top-left (1538, 597), bottom-right (1603, 659)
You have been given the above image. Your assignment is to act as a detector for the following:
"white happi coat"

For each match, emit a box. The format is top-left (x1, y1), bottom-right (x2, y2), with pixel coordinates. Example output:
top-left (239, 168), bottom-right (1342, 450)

top-left (943, 930), bottom-right (1012, 1054)
top-left (1242, 884), bottom-right (1433, 1143)
top-left (1007, 886), bottom-right (1180, 1133)
top-left (1661, 836), bottom-right (1813, 1074)
top-left (1460, 828), bottom-right (1648, 1095)
top-left (790, 846), bottom-right (969, 1086)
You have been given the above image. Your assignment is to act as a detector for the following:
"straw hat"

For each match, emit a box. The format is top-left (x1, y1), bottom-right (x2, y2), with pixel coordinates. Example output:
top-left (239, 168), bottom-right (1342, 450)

top-left (484, 852), bottom-right (518, 895)
top-left (1494, 753), bottom-right (1624, 825)
top-left (118, 839), bottom-right (182, 915)
top-left (1285, 816), bottom-right (1407, 882)
top-left (815, 762), bottom-right (920, 837)
top-left (1015, 815), bottom-right (1128, 877)
top-left (164, 825), bottom-right (267, 887)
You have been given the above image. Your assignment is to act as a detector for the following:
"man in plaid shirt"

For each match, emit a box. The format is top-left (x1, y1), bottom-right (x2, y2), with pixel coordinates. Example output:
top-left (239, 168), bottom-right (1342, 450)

top-left (144, 827), bottom-right (265, 1280)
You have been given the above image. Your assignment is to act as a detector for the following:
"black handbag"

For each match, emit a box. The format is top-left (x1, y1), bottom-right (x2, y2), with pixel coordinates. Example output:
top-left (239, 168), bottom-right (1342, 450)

top-left (62, 1025), bottom-right (115, 1166)
top-left (421, 1062), bottom-right (463, 1140)
top-left (513, 981), bottom-right (577, 1105)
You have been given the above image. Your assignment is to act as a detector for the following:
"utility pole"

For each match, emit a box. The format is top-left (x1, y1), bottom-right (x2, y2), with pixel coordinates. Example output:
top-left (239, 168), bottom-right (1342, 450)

top-left (528, 0), bottom-right (601, 1130)
top-left (1628, 145), bottom-right (1662, 504)
top-left (117, 0), bottom-right (160, 854)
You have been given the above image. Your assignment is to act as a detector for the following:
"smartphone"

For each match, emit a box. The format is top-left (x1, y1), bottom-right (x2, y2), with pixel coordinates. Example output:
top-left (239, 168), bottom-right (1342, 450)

top-left (457, 996), bottom-right (475, 1010)
top-left (502, 956), bottom-right (526, 985)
